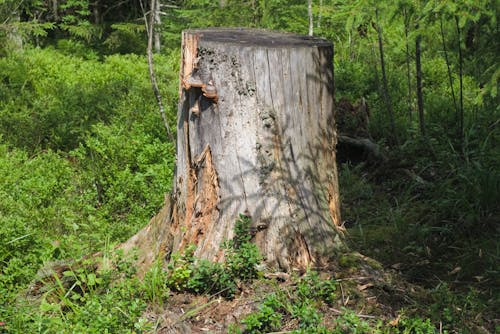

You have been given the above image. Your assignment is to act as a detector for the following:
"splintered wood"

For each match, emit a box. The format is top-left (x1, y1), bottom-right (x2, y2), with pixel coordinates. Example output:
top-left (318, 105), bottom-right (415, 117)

top-left (171, 28), bottom-right (344, 271)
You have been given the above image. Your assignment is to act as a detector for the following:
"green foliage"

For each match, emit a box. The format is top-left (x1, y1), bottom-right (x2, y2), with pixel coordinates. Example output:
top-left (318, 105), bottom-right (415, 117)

top-left (0, 0), bottom-right (498, 332)
top-left (224, 214), bottom-right (262, 280)
top-left (241, 295), bottom-right (283, 333)
top-left (187, 259), bottom-right (237, 297)
top-left (166, 214), bottom-right (261, 299)
top-left (0, 46), bottom-right (176, 330)
top-left (0, 48), bottom-right (175, 151)
top-left (331, 308), bottom-right (373, 333)
top-left (395, 316), bottom-right (437, 334)
top-left (237, 272), bottom-right (438, 333)
top-left (166, 245), bottom-right (196, 291)
top-left (142, 259), bottom-right (170, 307)
top-left (103, 23), bottom-right (147, 55)
top-left (296, 270), bottom-right (338, 305)
top-left (238, 271), bottom-right (337, 333)
top-left (3, 252), bottom-right (151, 333)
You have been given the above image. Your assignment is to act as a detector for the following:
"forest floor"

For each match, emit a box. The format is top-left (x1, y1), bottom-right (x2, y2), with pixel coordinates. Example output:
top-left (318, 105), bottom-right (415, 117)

top-left (140, 253), bottom-right (498, 333)
top-left (144, 260), bottom-right (428, 333)
top-left (138, 160), bottom-right (499, 334)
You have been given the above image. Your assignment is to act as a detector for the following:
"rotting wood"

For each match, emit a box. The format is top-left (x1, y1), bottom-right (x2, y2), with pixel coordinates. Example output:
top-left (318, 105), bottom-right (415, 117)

top-left (169, 28), bottom-right (345, 271)
top-left (98, 29), bottom-right (346, 275)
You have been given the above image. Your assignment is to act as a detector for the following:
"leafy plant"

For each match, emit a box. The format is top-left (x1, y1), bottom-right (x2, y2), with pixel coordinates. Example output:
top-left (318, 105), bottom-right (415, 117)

top-left (166, 214), bottom-right (262, 299)
top-left (166, 244), bottom-right (196, 292)
top-left (142, 259), bottom-right (169, 307)
top-left (224, 214), bottom-right (262, 281)
top-left (241, 301), bottom-right (283, 333)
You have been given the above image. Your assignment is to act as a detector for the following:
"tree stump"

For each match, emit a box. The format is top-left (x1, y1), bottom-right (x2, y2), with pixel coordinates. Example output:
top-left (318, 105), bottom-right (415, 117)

top-left (169, 28), bottom-right (343, 271)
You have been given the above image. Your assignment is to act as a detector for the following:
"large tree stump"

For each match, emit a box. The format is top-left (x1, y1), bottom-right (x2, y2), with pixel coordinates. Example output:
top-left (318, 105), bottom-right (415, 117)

top-left (168, 28), bottom-right (343, 271)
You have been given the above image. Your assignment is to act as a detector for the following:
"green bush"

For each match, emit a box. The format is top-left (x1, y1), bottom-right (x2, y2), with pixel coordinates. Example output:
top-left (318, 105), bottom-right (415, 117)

top-left (166, 214), bottom-right (262, 299)
top-left (3, 252), bottom-right (150, 333)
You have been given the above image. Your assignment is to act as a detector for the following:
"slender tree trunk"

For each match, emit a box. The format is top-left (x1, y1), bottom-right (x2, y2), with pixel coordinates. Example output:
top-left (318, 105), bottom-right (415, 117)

top-left (403, 8), bottom-right (413, 123)
top-left (144, 0), bottom-right (173, 140)
top-left (154, 0), bottom-right (161, 53)
top-left (5, 12), bottom-right (23, 50)
top-left (415, 27), bottom-right (426, 137)
top-left (308, 0), bottom-right (313, 36)
top-left (455, 16), bottom-right (464, 148)
top-left (52, 0), bottom-right (59, 21)
top-left (2, 2), bottom-right (24, 50)
top-left (440, 17), bottom-right (458, 123)
top-left (317, 0), bottom-right (322, 28)
top-left (375, 8), bottom-right (397, 143)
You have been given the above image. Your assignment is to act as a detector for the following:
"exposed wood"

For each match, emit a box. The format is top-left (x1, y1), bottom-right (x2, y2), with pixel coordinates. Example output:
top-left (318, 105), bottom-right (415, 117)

top-left (169, 28), bottom-right (344, 271)
top-left (337, 135), bottom-right (387, 165)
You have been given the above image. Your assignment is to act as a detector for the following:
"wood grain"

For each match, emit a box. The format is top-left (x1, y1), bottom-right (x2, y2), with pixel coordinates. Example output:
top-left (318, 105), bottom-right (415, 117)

top-left (172, 28), bottom-right (343, 271)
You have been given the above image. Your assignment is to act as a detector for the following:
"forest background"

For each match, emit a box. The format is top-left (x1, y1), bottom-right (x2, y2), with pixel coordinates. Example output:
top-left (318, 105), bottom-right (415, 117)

top-left (0, 0), bottom-right (498, 333)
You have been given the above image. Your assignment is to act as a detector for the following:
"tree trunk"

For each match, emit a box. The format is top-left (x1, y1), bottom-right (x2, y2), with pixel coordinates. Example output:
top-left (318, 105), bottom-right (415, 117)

top-left (168, 28), bottom-right (343, 272)
top-left (440, 17), bottom-right (458, 128)
top-left (375, 8), bottom-right (397, 144)
top-left (145, 0), bottom-right (173, 141)
top-left (153, 0), bottom-right (161, 53)
top-left (308, 0), bottom-right (314, 36)
top-left (415, 28), bottom-right (426, 137)
top-left (317, 0), bottom-right (322, 28)
top-left (403, 8), bottom-right (413, 123)
top-left (455, 15), bottom-right (464, 149)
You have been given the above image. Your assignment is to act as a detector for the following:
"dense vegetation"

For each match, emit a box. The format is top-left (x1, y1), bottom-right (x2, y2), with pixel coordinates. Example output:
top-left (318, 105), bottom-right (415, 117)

top-left (0, 0), bottom-right (498, 332)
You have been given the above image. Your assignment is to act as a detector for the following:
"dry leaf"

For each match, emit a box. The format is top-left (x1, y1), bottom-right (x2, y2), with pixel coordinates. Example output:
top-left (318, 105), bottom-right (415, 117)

top-left (391, 263), bottom-right (402, 269)
top-left (389, 314), bottom-right (401, 326)
top-left (357, 283), bottom-right (373, 291)
top-left (448, 266), bottom-right (461, 275)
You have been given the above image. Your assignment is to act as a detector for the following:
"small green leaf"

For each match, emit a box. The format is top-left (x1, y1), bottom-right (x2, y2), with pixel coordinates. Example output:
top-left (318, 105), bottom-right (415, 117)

top-left (63, 270), bottom-right (74, 277)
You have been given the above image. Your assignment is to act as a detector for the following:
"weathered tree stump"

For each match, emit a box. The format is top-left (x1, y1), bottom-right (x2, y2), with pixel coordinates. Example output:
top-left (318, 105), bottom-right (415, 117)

top-left (170, 28), bottom-right (343, 271)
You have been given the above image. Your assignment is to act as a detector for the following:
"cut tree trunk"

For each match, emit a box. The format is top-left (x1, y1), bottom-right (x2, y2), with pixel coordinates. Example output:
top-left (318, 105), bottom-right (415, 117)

top-left (123, 28), bottom-right (344, 273)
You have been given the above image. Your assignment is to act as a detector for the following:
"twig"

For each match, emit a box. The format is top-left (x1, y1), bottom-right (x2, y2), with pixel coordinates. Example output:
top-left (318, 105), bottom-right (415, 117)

top-left (3, 0), bottom-right (25, 25)
top-left (179, 298), bottom-right (220, 321)
top-left (340, 282), bottom-right (346, 305)
top-left (329, 308), bottom-right (377, 319)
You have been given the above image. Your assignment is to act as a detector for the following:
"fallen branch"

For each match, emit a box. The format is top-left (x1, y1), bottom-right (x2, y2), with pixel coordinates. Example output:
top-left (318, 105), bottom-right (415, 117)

top-left (338, 135), bottom-right (387, 164)
top-left (329, 307), bottom-right (377, 319)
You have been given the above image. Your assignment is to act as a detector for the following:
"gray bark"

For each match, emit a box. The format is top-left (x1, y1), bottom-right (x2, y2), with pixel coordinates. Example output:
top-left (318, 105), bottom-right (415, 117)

top-left (308, 0), bottom-right (313, 36)
top-left (154, 0), bottom-right (161, 53)
top-left (171, 28), bottom-right (344, 271)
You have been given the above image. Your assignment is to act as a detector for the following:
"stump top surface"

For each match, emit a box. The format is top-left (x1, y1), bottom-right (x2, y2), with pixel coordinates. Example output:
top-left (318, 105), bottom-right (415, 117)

top-left (185, 28), bottom-right (331, 48)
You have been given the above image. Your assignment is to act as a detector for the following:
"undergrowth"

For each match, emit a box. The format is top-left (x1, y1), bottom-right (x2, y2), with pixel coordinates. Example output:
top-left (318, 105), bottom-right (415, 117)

top-left (340, 134), bottom-right (500, 333)
top-left (3, 251), bottom-right (152, 333)
top-left (166, 213), bottom-right (262, 299)
top-left (230, 270), bottom-right (439, 334)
